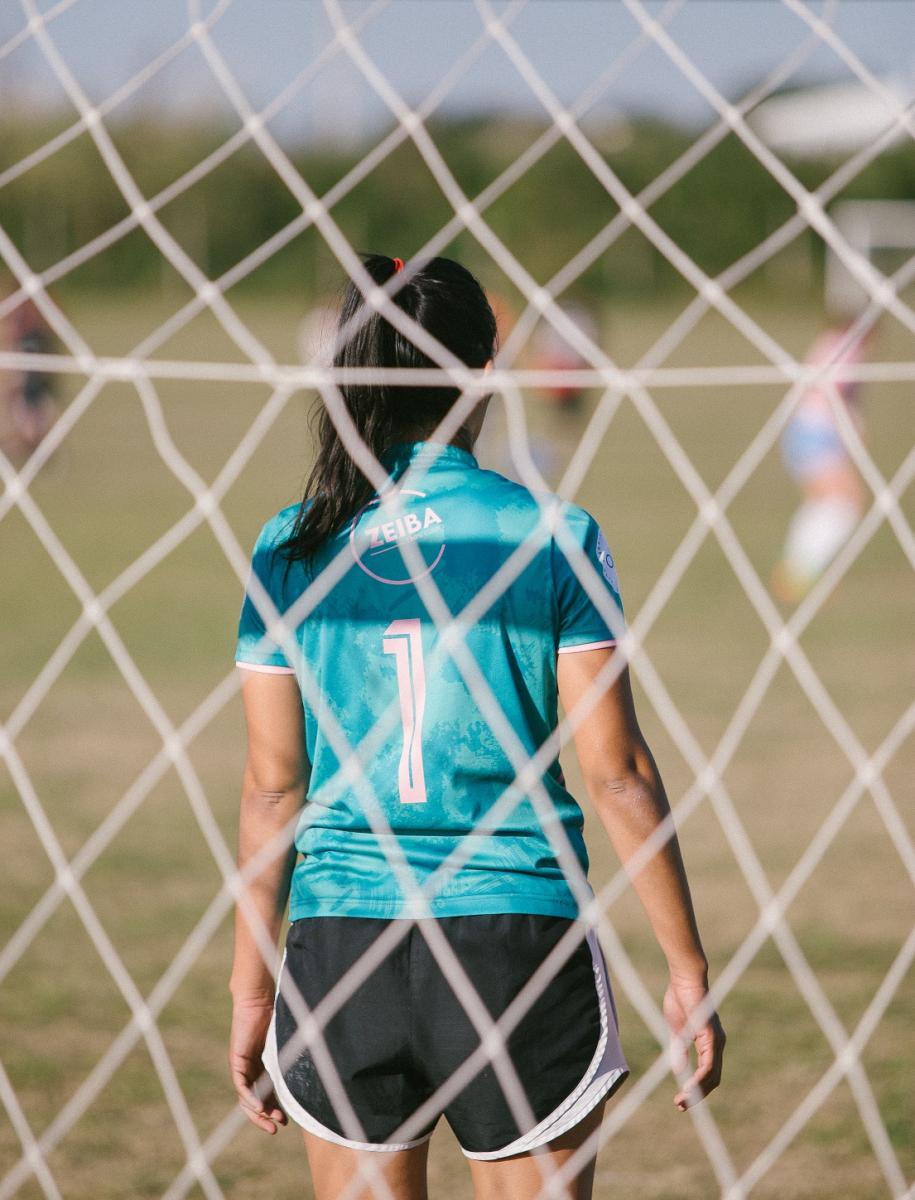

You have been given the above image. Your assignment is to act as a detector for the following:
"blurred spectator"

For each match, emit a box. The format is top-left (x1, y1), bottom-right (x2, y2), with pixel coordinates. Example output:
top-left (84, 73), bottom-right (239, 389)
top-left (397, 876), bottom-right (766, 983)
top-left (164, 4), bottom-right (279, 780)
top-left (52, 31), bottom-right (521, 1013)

top-left (530, 300), bottom-right (599, 413)
top-left (772, 319), bottom-right (876, 603)
top-left (2, 297), bottom-right (59, 462)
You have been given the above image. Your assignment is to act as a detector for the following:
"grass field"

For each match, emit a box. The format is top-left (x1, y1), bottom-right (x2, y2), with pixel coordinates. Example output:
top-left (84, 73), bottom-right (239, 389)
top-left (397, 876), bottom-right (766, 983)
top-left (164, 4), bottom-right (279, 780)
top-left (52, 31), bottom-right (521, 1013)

top-left (1, 289), bottom-right (913, 1199)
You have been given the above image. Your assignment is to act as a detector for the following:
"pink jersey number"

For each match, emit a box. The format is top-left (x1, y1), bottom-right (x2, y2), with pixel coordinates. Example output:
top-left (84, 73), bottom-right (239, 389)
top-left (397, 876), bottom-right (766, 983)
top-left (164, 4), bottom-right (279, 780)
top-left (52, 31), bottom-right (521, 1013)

top-left (382, 618), bottom-right (427, 804)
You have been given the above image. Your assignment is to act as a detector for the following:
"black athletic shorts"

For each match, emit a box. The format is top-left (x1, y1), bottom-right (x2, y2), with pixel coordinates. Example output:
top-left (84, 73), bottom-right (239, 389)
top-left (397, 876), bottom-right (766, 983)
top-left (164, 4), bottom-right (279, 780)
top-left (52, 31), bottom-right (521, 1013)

top-left (262, 913), bottom-right (629, 1158)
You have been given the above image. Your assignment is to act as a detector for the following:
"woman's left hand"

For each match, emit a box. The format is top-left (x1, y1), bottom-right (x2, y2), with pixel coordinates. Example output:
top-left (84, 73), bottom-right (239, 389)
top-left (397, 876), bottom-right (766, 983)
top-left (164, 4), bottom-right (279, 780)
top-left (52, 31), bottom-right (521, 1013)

top-left (229, 996), bottom-right (288, 1134)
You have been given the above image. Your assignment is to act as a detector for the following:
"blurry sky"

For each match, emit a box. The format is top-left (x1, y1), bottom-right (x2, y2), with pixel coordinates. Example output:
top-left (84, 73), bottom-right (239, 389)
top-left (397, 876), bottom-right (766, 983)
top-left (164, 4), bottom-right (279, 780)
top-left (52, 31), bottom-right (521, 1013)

top-left (2, 1), bottom-right (914, 145)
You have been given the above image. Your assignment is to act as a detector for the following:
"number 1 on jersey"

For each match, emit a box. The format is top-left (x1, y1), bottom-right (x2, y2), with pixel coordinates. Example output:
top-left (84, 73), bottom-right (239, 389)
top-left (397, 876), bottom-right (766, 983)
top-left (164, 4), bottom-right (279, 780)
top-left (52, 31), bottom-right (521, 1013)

top-left (382, 618), bottom-right (427, 804)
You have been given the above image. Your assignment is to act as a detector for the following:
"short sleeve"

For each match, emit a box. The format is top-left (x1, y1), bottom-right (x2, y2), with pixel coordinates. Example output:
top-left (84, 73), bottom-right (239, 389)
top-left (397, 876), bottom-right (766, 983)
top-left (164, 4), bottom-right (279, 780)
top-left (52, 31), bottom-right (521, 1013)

top-left (554, 507), bottom-right (625, 654)
top-left (234, 517), bottom-right (297, 673)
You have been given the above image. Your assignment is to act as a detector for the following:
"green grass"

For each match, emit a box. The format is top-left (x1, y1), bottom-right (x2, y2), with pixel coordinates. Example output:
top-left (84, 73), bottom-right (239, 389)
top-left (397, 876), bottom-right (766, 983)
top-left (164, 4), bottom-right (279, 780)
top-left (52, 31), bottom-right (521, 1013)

top-left (1, 289), bottom-right (913, 1198)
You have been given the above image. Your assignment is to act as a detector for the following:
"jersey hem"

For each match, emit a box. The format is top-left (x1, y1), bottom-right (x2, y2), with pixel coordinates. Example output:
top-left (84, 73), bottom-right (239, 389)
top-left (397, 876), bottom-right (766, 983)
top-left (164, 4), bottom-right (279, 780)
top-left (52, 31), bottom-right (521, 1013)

top-left (288, 892), bottom-right (585, 921)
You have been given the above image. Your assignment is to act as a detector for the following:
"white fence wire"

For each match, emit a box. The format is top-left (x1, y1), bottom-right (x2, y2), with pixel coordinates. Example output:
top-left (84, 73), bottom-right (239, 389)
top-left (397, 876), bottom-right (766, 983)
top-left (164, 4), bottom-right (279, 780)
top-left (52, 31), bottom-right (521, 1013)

top-left (1, 1), bottom-right (913, 1197)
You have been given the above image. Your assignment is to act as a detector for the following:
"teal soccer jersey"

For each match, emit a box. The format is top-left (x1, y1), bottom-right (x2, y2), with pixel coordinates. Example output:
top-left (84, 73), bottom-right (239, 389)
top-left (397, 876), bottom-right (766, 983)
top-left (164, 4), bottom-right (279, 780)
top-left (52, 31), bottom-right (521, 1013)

top-left (235, 441), bottom-right (625, 920)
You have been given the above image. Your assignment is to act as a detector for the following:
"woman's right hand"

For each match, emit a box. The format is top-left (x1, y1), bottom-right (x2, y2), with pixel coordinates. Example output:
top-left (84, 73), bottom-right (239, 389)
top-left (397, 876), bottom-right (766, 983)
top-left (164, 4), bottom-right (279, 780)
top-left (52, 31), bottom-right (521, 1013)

top-left (662, 976), bottom-right (726, 1111)
top-left (229, 995), bottom-right (288, 1134)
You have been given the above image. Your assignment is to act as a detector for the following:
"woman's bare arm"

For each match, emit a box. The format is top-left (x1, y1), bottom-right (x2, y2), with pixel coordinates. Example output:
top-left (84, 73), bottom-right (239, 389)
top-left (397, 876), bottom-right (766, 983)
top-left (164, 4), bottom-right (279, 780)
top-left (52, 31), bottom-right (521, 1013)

top-left (557, 647), bottom-right (725, 1110)
top-left (230, 668), bottom-right (308, 1133)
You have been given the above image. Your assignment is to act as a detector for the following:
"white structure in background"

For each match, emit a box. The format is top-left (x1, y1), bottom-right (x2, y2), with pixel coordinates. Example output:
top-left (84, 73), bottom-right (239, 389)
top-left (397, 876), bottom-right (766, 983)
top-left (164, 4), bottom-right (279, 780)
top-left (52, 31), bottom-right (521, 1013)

top-left (824, 199), bottom-right (915, 317)
top-left (746, 76), bottom-right (915, 315)
top-left (748, 75), bottom-right (911, 159)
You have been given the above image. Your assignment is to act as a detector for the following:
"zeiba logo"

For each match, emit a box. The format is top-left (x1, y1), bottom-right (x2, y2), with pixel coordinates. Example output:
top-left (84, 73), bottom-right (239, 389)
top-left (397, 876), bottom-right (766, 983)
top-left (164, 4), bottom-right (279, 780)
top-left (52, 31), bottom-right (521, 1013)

top-left (349, 489), bottom-right (445, 586)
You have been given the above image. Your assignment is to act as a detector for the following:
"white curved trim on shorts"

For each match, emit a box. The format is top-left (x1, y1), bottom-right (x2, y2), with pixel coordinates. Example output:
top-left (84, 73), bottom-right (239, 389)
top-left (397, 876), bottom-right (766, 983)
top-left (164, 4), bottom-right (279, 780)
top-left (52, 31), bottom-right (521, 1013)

top-left (261, 949), bottom-right (434, 1154)
top-left (557, 639), bottom-right (617, 655)
top-left (461, 929), bottom-right (629, 1161)
top-left (235, 660), bottom-right (296, 674)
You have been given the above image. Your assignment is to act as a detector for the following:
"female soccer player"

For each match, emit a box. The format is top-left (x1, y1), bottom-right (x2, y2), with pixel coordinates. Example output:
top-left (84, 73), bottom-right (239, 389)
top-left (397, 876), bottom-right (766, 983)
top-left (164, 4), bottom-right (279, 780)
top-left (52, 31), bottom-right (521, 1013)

top-left (230, 254), bottom-right (725, 1199)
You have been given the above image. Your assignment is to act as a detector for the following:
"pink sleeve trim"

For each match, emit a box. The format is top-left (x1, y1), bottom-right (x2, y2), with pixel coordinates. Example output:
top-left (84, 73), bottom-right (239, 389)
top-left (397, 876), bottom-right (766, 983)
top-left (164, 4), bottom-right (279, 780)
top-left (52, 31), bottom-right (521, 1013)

top-left (557, 639), bottom-right (617, 655)
top-left (235, 661), bottom-right (296, 674)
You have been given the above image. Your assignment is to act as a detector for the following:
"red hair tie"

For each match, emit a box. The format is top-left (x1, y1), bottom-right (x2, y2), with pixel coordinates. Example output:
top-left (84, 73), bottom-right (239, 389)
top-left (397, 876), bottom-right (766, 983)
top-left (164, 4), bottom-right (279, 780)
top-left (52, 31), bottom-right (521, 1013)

top-left (392, 257), bottom-right (404, 273)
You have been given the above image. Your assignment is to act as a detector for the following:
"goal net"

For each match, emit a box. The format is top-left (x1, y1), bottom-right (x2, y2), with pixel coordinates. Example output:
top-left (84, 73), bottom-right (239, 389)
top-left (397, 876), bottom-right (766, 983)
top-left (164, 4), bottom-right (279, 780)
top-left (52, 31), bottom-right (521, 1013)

top-left (1, 2), bottom-right (913, 1197)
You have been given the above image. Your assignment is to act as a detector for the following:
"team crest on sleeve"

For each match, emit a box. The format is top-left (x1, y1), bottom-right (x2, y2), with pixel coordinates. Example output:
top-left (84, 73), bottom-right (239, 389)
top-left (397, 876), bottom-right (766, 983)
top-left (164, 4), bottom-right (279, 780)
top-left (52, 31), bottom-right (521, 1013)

top-left (595, 529), bottom-right (620, 592)
top-left (349, 489), bottom-right (445, 586)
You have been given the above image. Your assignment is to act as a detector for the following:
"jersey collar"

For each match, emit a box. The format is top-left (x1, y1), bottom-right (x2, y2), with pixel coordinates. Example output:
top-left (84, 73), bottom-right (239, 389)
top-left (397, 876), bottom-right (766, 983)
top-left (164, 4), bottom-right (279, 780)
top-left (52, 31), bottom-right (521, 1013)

top-left (380, 440), bottom-right (479, 472)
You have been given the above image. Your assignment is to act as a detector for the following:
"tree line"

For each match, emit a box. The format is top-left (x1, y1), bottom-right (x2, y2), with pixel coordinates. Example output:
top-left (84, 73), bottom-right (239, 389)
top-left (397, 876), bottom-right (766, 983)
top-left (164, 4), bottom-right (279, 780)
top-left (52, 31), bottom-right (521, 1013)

top-left (3, 112), bottom-right (913, 305)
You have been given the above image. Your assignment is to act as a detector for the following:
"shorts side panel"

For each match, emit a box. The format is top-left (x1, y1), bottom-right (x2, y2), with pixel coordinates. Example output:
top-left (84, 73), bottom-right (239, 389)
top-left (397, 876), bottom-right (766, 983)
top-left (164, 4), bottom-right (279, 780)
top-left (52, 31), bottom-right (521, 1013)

top-left (416, 915), bottom-right (611, 1156)
top-left (460, 929), bottom-right (629, 1161)
top-left (262, 982), bottom-right (433, 1154)
top-left (267, 918), bottom-right (437, 1147)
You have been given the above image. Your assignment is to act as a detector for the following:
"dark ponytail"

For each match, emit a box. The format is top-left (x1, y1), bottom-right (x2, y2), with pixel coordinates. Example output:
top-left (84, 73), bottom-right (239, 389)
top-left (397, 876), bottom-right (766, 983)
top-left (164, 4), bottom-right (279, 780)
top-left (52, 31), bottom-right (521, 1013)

top-left (279, 254), bottom-right (497, 566)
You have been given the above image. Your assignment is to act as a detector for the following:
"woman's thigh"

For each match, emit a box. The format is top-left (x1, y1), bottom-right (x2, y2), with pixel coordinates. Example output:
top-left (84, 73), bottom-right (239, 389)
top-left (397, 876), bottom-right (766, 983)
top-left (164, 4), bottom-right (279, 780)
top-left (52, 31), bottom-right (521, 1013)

top-left (301, 1097), bottom-right (607, 1200)
top-left (303, 1130), bottom-right (430, 1200)
top-left (467, 1100), bottom-right (606, 1200)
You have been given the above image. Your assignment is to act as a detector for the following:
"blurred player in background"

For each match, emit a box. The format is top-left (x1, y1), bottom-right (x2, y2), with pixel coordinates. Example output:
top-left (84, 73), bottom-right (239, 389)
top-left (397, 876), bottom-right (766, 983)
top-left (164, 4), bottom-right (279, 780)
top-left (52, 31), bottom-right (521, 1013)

top-left (772, 318), bottom-right (876, 603)
top-left (230, 254), bottom-right (724, 1199)
top-left (481, 298), bottom-right (600, 488)
top-left (1, 296), bottom-right (59, 463)
top-left (297, 300), bottom-right (338, 368)
top-left (530, 300), bottom-right (601, 487)
top-left (531, 300), bottom-right (599, 415)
